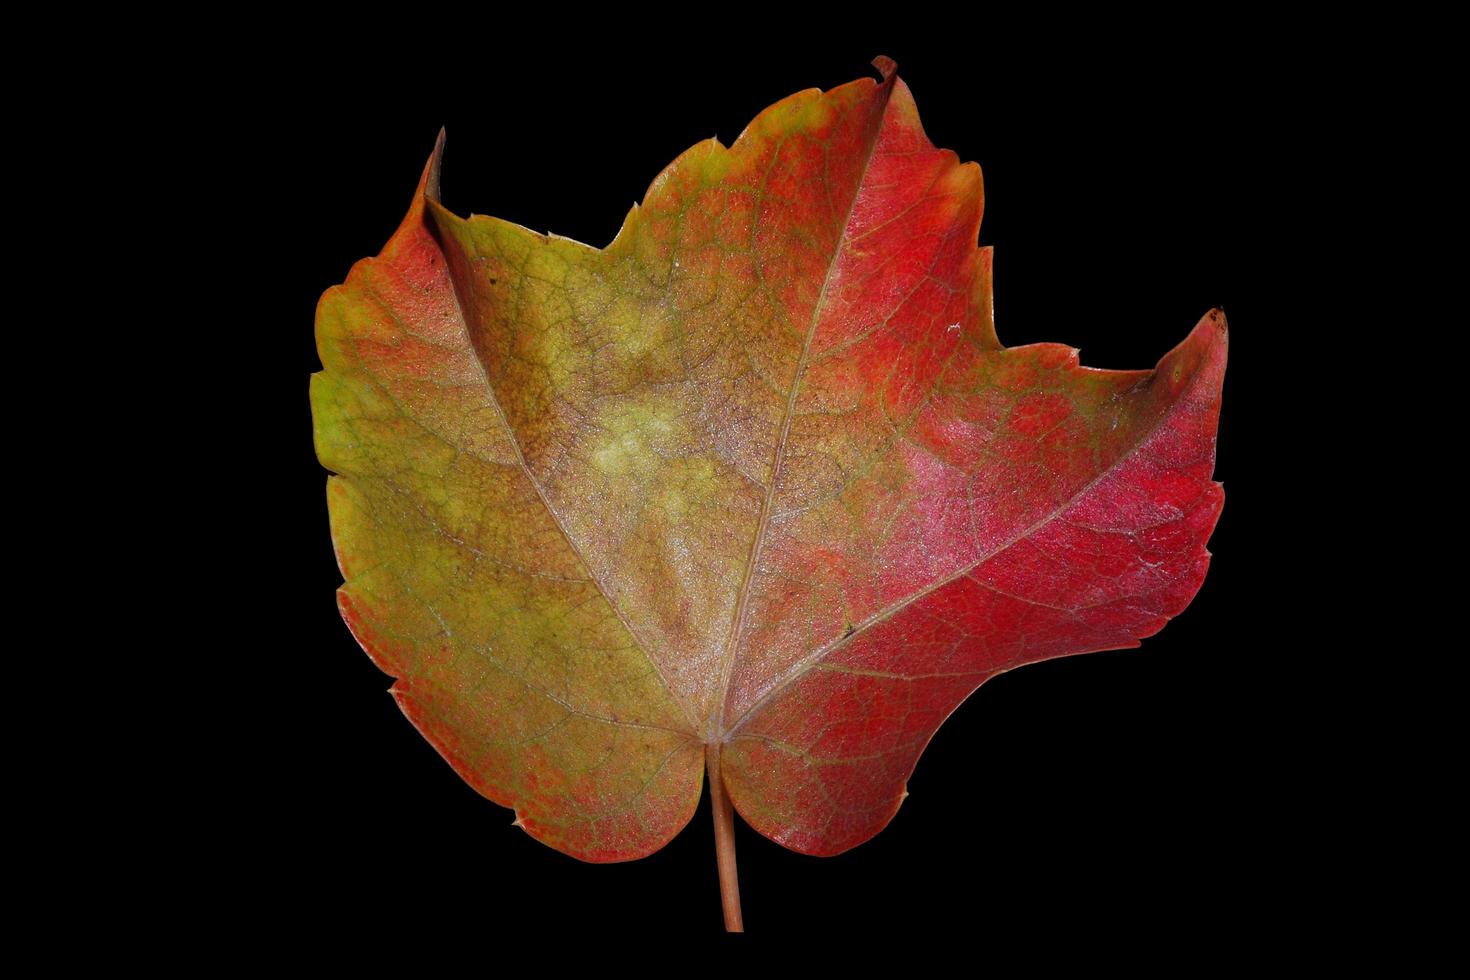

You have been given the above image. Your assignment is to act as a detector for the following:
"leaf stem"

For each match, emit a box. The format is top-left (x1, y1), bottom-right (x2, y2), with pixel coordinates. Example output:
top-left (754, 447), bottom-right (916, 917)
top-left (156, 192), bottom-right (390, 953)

top-left (706, 743), bottom-right (744, 933)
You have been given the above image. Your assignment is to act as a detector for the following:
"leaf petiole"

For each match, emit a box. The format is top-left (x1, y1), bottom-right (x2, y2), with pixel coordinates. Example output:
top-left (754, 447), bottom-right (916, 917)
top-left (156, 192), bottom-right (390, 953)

top-left (706, 743), bottom-right (744, 933)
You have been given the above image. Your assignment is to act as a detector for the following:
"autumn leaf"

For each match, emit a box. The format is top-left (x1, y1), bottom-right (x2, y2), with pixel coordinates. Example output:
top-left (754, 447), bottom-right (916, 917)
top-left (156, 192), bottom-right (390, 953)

top-left (310, 56), bottom-right (1225, 930)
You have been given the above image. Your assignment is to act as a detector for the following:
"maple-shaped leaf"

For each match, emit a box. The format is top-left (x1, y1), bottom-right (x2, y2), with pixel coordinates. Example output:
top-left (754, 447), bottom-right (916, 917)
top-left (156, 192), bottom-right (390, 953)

top-left (310, 57), bottom-right (1225, 930)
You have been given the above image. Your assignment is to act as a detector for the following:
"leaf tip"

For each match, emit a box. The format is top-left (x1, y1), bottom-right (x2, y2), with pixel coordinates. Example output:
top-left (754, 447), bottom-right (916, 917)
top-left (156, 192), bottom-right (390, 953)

top-left (424, 127), bottom-right (446, 204)
top-left (1206, 306), bottom-right (1228, 339)
top-left (1196, 308), bottom-right (1229, 375)
top-left (398, 128), bottom-right (446, 227)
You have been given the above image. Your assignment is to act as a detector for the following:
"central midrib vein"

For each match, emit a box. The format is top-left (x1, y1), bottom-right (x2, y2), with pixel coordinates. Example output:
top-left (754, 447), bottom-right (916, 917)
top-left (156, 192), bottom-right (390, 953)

top-left (707, 79), bottom-right (897, 742)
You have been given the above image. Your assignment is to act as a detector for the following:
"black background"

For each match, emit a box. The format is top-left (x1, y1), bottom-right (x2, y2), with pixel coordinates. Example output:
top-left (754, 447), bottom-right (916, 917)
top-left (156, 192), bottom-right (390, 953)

top-left (230, 28), bottom-right (1313, 941)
